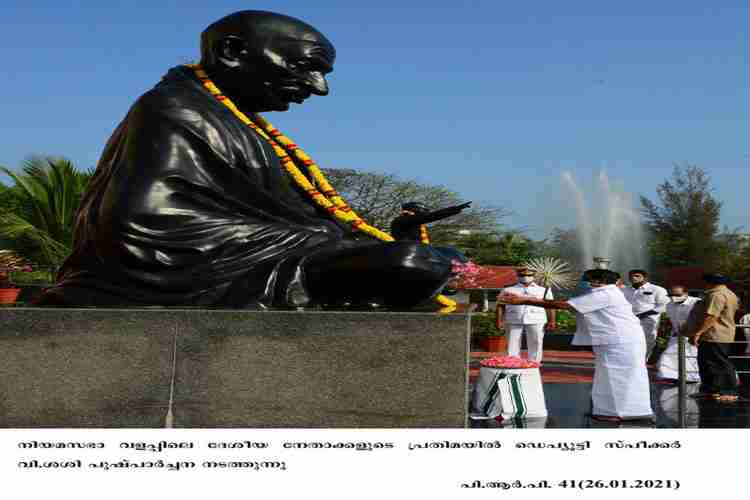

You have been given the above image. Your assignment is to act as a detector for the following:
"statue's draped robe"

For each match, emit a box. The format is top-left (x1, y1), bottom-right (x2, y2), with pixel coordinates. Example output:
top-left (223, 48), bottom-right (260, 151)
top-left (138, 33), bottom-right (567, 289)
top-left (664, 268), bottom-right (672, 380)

top-left (45, 67), bottom-right (367, 307)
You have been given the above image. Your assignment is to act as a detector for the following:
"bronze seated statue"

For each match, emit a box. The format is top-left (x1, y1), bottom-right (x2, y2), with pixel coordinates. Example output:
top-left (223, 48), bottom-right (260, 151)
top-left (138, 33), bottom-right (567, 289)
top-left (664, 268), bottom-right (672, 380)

top-left (39, 10), bottom-right (470, 309)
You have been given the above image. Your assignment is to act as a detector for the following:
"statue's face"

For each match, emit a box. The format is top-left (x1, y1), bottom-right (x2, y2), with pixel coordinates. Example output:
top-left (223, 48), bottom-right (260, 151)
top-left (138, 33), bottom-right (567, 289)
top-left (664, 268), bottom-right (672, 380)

top-left (254, 37), bottom-right (334, 111)
top-left (215, 27), bottom-right (334, 112)
top-left (202, 13), bottom-right (336, 112)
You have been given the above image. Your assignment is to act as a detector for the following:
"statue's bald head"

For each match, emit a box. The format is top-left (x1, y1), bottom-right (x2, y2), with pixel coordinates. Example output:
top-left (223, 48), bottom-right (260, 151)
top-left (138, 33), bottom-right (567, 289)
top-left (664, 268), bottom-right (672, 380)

top-left (199, 10), bottom-right (336, 112)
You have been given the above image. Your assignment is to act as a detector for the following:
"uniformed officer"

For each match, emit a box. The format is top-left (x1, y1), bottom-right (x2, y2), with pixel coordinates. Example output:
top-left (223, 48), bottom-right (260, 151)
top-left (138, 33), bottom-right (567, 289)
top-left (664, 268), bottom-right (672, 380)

top-left (495, 267), bottom-right (556, 363)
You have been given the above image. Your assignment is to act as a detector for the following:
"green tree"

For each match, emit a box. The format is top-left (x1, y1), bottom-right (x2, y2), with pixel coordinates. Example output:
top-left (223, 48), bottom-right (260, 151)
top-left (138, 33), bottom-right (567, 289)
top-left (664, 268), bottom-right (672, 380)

top-left (0, 156), bottom-right (93, 266)
top-left (640, 165), bottom-right (722, 268)
top-left (0, 182), bottom-right (25, 249)
top-left (447, 230), bottom-right (540, 265)
top-left (714, 231), bottom-right (750, 291)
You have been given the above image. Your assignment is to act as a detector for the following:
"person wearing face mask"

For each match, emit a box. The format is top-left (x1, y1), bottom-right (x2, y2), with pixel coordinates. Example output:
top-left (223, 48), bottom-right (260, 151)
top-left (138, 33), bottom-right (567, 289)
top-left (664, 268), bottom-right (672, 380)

top-left (622, 269), bottom-right (669, 361)
top-left (655, 285), bottom-right (701, 382)
top-left (495, 268), bottom-right (556, 363)
top-left (682, 273), bottom-right (740, 402)
top-left (499, 269), bottom-right (653, 423)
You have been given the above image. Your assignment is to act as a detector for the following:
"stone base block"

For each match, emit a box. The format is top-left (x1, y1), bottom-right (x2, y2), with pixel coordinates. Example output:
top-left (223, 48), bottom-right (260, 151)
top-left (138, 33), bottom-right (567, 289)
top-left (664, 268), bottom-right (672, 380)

top-left (0, 308), bottom-right (470, 428)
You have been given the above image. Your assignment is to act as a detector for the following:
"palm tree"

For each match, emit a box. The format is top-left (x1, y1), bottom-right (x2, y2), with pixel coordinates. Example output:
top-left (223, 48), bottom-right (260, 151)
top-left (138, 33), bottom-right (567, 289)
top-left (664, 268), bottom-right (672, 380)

top-left (521, 256), bottom-right (578, 300)
top-left (0, 156), bottom-right (93, 266)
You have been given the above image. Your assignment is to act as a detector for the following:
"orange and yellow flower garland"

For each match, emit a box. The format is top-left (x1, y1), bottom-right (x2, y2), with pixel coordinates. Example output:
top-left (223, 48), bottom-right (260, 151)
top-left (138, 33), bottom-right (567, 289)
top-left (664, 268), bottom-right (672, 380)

top-left (419, 225), bottom-right (430, 245)
top-left (188, 64), bottom-right (456, 311)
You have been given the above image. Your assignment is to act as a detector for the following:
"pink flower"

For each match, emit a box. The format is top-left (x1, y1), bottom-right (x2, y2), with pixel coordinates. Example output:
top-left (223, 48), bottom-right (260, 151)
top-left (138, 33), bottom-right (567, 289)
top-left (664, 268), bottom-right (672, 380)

top-left (450, 259), bottom-right (494, 289)
top-left (480, 355), bottom-right (540, 369)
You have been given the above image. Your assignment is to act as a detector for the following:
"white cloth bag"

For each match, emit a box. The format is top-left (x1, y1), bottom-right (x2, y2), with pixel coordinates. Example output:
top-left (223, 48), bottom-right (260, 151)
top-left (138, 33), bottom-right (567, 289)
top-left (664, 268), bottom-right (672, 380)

top-left (471, 366), bottom-right (547, 419)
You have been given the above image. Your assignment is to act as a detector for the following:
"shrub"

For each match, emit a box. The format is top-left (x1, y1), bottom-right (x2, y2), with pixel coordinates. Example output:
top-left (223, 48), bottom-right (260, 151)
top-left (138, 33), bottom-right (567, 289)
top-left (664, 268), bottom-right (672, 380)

top-left (471, 312), bottom-right (503, 337)
top-left (554, 310), bottom-right (577, 332)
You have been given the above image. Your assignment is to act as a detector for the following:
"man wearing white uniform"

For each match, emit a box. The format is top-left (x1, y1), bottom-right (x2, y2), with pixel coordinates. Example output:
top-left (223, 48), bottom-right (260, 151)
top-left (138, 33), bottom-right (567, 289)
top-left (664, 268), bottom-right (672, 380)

top-left (495, 268), bottom-right (556, 363)
top-left (499, 269), bottom-right (653, 423)
top-left (622, 269), bottom-right (669, 361)
top-left (656, 285), bottom-right (701, 382)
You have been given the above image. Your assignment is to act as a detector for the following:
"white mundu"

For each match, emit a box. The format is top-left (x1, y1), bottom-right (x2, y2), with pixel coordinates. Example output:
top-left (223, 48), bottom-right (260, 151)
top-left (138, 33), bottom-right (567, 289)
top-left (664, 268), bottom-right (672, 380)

top-left (623, 282), bottom-right (669, 360)
top-left (568, 285), bottom-right (653, 419)
top-left (501, 283), bottom-right (551, 363)
top-left (657, 296), bottom-right (701, 381)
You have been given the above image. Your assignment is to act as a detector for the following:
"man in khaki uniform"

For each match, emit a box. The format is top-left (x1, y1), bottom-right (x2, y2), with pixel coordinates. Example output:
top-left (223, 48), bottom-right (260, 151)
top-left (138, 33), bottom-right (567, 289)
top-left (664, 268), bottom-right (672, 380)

top-left (683, 273), bottom-right (740, 402)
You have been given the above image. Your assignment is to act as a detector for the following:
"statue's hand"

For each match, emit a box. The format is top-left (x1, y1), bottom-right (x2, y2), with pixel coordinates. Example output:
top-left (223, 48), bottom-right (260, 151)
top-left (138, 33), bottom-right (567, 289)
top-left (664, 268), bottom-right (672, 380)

top-left (444, 201), bottom-right (472, 216)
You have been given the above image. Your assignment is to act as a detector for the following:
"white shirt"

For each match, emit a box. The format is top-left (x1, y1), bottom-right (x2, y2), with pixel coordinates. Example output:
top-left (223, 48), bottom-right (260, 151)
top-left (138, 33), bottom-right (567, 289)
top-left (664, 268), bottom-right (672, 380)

top-left (665, 296), bottom-right (701, 335)
top-left (568, 285), bottom-right (644, 346)
top-left (500, 282), bottom-right (552, 325)
top-left (622, 282), bottom-right (669, 316)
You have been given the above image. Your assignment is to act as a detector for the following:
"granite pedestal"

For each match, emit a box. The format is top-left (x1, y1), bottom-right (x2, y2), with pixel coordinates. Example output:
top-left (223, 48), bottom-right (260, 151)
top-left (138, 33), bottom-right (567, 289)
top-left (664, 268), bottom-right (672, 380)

top-left (0, 308), bottom-right (470, 428)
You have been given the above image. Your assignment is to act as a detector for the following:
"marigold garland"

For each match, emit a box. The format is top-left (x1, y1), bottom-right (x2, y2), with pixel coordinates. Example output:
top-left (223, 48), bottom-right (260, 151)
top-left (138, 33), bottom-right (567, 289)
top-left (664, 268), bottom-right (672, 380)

top-left (401, 210), bottom-right (430, 245)
top-left (419, 225), bottom-right (430, 245)
top-left (187, 64), bottom-right (456, 311)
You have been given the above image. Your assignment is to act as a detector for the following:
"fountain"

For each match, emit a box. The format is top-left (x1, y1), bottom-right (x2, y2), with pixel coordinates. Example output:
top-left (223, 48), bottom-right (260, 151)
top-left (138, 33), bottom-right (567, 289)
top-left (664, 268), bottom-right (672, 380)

top-left (561, 170), bottom-right (647, 274)
top-left (593, 257), bottom-right (611, 269)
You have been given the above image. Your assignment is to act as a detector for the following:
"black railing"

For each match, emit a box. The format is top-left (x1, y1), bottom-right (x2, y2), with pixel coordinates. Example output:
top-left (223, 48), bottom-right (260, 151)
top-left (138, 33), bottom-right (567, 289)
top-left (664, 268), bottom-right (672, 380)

top-left (677, 325), bottom-right (750, 427)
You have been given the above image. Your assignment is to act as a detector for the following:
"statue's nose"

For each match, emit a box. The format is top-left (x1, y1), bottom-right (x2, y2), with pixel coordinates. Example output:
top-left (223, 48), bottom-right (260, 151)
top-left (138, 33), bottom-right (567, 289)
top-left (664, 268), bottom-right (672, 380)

top-left (306, 71), bottom-right (329, 96)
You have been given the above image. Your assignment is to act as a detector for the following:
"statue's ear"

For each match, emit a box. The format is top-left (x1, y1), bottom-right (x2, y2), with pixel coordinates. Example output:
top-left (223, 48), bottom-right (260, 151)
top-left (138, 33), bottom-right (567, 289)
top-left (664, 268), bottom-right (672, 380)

top-left (217, 36), bottom-right (248, 67)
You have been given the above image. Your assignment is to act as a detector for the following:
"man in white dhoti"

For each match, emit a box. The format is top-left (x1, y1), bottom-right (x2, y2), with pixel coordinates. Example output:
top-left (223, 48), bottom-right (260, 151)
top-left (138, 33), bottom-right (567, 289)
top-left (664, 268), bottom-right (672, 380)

top-left (499, 269), bottom-right (653, 423)
top-left (495, 268), bottom-right (556, 363)
top-left (656, 285), bottom-right (701, 382)
top-left (622, 270), bottom-right (669, 362)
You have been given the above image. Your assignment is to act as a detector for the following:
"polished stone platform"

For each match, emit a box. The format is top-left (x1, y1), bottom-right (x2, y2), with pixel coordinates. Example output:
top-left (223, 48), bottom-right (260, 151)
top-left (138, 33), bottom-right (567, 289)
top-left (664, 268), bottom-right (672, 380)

top-left (471, 383), bottom-right (750, 429)
top-left (0, 307), bottom-right (470, 428)
top-left (470, 378), bottom-right (750, 429)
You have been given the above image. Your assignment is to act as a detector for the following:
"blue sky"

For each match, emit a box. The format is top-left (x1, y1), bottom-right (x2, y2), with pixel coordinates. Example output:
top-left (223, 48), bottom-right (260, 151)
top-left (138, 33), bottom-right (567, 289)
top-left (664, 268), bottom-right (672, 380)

top-left (2, 1), bottom-right (749, 238)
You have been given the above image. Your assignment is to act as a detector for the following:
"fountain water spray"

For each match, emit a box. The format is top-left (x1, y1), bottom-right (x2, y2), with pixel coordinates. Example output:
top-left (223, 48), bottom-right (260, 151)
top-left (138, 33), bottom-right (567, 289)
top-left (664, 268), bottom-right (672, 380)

top-left (561, 170), bottom-right (647, 273)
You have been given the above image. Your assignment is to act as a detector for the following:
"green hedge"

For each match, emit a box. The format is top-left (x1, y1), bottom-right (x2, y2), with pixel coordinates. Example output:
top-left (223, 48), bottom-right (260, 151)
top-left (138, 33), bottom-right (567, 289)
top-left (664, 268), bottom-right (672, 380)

top-left (8, 269), bottom-right (56, 285)
top-left (471, 312), bottom-right (501, 337)
top-left (554, 310), bottom-right (576, 331)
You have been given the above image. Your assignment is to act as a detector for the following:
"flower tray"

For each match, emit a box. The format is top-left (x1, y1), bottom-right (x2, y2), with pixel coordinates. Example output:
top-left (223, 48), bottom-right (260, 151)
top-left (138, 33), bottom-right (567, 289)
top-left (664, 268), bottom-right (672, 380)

top-left (480, 355), bottom-right (540, 369)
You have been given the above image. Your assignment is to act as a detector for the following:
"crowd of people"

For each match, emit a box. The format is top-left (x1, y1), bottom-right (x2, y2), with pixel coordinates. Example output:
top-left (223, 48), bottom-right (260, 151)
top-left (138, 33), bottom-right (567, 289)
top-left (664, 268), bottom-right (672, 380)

top-left (496, 267), bottom-right (742, 422)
